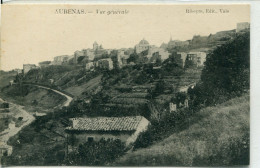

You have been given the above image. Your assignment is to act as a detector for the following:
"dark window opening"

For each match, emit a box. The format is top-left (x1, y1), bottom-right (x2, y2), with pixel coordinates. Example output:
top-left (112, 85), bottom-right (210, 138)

top-left (88, 137), bottom-right (94, 142)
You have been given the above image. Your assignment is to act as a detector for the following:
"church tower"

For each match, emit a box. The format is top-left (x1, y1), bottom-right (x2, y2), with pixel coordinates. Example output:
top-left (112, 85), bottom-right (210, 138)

top-left (93, 41), bottom-right (98, 50)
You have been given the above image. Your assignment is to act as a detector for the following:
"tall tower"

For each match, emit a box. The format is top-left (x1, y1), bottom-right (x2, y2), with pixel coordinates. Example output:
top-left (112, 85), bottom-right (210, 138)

top-left (93, 41), bottom-right (98, 50)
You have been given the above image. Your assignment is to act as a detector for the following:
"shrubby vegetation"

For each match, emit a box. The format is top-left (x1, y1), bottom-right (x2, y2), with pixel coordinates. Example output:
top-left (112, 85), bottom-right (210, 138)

top-left (189, 31), bottom-right (250, 107)
top-left (130, 31), bottom-right (250, 165)
top-left (133, 107), bottom-right (191, 150)
top-left (66, 139), bottom-right (126, 166)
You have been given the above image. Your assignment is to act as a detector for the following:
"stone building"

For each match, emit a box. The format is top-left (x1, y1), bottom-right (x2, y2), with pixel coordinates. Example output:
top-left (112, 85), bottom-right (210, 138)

top-left (168, 37), bottom-right (189, 48)
top-left (117, 50), bottom-right (131, 68)
top-left (74, 42), bottom-right (104, 64)
top-left (177, 51), bottom-right (206, 68)
top-left (135, 39), bottom-right (150, 54)
top-left (176, 52), bottom-right (188, 68)
top-left (9, 80), bottom-right (14, 86)
top-left (152, 48), bottom-right (170, 62)
top-left (195, 52), bottom-right (207, 67)
top-left (96, 58), bottom-right (114, 70)
top-left (158, 48), bottom-right (170, 61)
top-left (86, 62), bottom-right (95, 71)
top-left (236, 22), bottom-right (250, 32)
top-left (83, 49), bottom-right (95, 61)
top-left (65, 116), bottom-right (150, 148)
top-left (52, 55), bottom-right (71, 65)
top-left (49, 79), bottom-right (54, 84)
top-left (23, 64), bottom-right (37, 74)
top-left (14, 69), bottom-right (23, 74)
top-left (187, 52), bottom-right (207, 67)
top-left (74, 50), bottom-right (85, 64)
top-left (93, 41), bottom-right (103, 50)
top-left (38, 61), bottom-right (51, 68)
top-left (184, 99), bottom-right (189, 108)
top-left (186, 52), bottom-right (197, 63)
top-left (144, 46), bottom-right (170, 63)
top-left (169, 102), bottom-right (177, 113)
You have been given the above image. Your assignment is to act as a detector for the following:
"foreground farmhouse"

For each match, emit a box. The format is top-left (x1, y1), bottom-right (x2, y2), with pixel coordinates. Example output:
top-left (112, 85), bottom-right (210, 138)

top-left (65, 116), bottom-right (150, 149)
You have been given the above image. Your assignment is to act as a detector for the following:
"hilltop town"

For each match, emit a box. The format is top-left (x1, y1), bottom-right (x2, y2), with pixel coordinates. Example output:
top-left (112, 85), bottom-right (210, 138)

top-left (0, 22), bottom-right (250, 166)
top-left (20, 22), bottom-right (250, 75)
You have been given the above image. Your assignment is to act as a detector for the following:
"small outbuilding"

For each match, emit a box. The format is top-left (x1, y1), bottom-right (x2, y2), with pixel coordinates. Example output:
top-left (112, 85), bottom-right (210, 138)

top-left (65, 116), bottom-right (150, 148)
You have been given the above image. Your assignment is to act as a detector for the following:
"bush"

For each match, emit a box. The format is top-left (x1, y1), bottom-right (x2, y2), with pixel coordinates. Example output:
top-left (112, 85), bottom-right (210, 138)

top-left (66, 138), bottom-right (126, 165)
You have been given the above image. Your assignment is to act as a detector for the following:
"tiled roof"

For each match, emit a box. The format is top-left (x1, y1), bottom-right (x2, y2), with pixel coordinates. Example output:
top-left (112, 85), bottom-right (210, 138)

top-left (66, 116), bottom-right (144, 132)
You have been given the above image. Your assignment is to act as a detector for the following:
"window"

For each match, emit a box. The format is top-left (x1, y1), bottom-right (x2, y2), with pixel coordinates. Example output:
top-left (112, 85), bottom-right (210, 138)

top-left (88, 137), bottom-right (94, 142)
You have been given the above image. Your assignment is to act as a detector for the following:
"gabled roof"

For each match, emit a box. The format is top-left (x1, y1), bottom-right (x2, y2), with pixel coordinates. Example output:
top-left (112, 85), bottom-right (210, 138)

top-left (66, 116), bottom-right (146, 132)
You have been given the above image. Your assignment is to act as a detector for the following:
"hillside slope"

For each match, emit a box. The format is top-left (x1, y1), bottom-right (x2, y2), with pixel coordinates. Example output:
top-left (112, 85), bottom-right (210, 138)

top-left (115, 93), bottom-right (249, 166)
top-left (0, 71), bottom-right (17, 88)
top-left (64, 75), bottom-right (102, 97)
top-left (0, 85), bottom-right (66, 112)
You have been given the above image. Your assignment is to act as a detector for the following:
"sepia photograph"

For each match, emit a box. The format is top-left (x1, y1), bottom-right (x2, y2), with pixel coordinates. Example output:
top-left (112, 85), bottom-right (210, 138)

top-left (0, 4), bottom-right (250, 166)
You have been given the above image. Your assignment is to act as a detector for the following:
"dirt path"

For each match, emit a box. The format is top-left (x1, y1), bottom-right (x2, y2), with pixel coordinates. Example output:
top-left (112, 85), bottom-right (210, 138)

top-left (0, 99), bottom-right (35, 144)
top-left (33, 85), bottom-right (73, 107)
top-left (0, 85), bottom-right (72, 156)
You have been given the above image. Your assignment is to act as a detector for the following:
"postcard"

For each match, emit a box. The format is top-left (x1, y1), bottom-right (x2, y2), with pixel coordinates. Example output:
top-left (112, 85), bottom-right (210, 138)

top-left (0, 4), bottom-right (250, 166)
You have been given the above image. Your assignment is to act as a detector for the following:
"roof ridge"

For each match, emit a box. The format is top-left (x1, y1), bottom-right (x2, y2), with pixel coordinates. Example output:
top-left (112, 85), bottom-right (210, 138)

top-left (68, 116), bottom-right (145, 132)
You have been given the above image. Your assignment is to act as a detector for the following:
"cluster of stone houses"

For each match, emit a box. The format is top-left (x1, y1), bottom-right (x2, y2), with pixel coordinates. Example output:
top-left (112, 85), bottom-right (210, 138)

top-left (21, 38), bottom-right (209, 75)
top-left (84, 39), bottom-right (171, 71)
top-left (82, 40), bottom-right (171, 71)
top-left (21, 21), bottom-right (250, 75)
top-left (135, 39), bottom-right (171, 62)
top-left (52, 55), bottom-right (73, 65)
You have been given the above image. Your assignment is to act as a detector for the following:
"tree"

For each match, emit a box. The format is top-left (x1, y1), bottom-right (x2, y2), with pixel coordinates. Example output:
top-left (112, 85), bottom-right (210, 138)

top-left (202, 31), bottom-right (249, 93)
top-left (127, 53), bottom-right (139, 63)
top-left (191, 31), bottom-right (250, 106)
top-left (155, 58), bottom-right (162, 66)
top-left (153, 80), bottom-right (166, 96)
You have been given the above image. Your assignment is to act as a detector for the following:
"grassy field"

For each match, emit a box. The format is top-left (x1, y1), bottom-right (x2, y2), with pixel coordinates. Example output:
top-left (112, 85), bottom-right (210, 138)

top-left (115, 93), bottom-right (249, 166)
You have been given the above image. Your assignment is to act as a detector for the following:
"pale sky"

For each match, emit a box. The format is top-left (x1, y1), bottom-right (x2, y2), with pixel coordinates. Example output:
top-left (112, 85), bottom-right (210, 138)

top-left (1, 4), bottom-right (250, 71)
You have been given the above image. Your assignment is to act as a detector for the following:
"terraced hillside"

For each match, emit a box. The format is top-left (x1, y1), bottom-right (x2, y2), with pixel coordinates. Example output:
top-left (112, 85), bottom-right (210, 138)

top-left (65, 75), bottom-right (102, 97)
